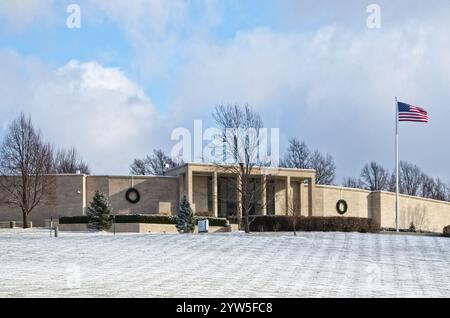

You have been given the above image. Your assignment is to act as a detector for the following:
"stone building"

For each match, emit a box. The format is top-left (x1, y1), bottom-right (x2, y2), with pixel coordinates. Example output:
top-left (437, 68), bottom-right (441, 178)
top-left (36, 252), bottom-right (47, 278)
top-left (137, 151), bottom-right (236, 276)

top-left (1, 163), bottom-right (450, 232)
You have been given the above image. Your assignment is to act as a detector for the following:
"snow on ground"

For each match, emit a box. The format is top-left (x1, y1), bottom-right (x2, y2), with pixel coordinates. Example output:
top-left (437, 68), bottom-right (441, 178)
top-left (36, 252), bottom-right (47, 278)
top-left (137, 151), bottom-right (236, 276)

top-left (0, 229), bottom-right (449, 298)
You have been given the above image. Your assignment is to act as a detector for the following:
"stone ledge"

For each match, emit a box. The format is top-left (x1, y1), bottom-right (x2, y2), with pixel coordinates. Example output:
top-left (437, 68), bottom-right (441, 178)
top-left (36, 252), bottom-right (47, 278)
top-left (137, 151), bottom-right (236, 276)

top-left (59, 223), bottom-right (235, 233)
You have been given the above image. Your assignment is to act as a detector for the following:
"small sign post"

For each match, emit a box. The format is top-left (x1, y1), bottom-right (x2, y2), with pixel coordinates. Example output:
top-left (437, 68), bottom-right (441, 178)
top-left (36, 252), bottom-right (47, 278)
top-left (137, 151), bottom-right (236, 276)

top-left (198, 219), bottom-right (209, 234)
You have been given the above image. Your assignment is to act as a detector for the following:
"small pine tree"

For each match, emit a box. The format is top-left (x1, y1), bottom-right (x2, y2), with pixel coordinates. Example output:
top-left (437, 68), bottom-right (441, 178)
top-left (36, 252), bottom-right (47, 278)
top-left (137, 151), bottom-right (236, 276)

top-left (87, 191), bottom-right (112, 231)
top-left (176, 195), bottom-right (195, 233)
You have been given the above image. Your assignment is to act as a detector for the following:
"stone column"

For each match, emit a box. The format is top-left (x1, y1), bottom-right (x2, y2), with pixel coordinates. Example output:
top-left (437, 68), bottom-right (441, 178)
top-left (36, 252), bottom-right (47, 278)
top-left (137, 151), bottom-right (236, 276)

top-left (260, 175), bottom-right (267, 216)
top-left (298, 179), bottom-right (303, 217)
top-left (178, 174), bottom-right (184, 201)
top-left (185, 168), bottom-right (193, 205)
top-left (285, 176), bottom-right (291, 215)
top-left (212, 172), bottom-right (218, 217)
top-left (236, 176), bottom-right (242, 220)
top-left (308, 177), bottom-right (315, 217)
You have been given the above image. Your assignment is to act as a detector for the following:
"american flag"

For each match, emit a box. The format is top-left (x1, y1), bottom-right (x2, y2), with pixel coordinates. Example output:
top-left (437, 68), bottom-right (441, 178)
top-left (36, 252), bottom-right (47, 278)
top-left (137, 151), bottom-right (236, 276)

top-left (398, 102), bottom-right (429, 123)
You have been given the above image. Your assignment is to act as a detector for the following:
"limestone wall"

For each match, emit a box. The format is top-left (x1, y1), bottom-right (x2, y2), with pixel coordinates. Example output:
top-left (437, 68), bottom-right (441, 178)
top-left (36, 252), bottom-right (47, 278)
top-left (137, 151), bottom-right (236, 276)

top-left (0, 175), bottom-right (180, 226)
top-left (192, 176), bottom-right (209, 213)
top-left (0, 175), bottom-right (85, 227)
top-left (302, 184), bottom-right (450, 233)
top-left (2, 173), bottom-right (450, 233)
top-left (87, 176), bottom-right (180, 216)
top-left (375, 191), bottom-right (450, 232)
top-left (313, 185), bottom-right (373, 219)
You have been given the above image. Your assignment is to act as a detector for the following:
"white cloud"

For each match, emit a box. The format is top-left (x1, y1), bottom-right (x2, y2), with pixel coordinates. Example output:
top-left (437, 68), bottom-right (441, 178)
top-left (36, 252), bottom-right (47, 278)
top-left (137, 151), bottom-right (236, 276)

top-left (0, 51), bottom-right (160, 174)
top-left (167, 22), bottom-right (450, 181)
top-left (2, 1), bottom-right (450, 182)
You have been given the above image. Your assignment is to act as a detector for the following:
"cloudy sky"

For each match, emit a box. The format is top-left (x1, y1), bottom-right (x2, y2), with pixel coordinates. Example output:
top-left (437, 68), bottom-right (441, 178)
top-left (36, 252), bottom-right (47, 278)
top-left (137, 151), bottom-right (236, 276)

top-left (1, 0), bottom-right (449, 182)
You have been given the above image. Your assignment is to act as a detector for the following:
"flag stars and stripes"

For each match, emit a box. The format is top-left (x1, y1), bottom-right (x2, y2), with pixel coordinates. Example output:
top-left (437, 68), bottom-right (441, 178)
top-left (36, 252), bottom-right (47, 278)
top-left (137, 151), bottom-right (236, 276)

top-left (398, 102), bottom-right (429, 123)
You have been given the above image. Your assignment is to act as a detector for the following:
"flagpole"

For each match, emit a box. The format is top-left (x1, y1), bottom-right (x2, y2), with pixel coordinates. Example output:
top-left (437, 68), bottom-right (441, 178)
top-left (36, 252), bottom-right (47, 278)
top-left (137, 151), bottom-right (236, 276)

top-left (395, 97), bottom-right (400, 233)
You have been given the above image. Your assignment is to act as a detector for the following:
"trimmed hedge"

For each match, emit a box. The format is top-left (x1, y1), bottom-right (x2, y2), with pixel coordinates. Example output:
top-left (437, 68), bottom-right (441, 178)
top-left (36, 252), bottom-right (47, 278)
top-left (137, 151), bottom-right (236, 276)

top-left (444, 225), bottom-right (450, 237)
top-left (59, 216), bottom-right (89, 224)
top-left (196, 217), bottom-right (228, 227)
top-left (248, 216), bottom-right (380, 233)
top-left (382, 227), bottom-right (435, 234)
top-left (59, 214), bottom-right (228, 227)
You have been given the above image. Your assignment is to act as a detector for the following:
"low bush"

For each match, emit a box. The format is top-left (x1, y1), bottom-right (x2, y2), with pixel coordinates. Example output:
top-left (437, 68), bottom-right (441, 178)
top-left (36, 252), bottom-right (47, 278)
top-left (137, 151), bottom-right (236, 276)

top-left (381, 227), bottom-right (434, 234)
top-left (248, 216), bottom-right (380, 233)
top-left (59, 216), bottom-right (89, 224)
top-left (444, 225), bottom-right (450, 237)
top-left (59, 214), bottom-right (229, 227)
top-left (196, 217), bottom-right (228, 227)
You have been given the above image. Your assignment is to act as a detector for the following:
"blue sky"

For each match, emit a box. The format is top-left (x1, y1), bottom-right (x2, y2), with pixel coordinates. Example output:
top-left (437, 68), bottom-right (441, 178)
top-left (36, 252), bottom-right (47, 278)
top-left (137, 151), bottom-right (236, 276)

top-left (1, 0), bottom-right (450, 182)
top-left (0, 0), bottom-right (276, 110)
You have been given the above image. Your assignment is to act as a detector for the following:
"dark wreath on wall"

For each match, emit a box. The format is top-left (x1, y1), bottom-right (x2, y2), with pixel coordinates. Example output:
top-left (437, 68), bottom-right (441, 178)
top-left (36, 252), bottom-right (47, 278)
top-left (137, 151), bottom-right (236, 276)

top-left (336, 199), bottom-right (348, 215)
top-left (125, 188), bottom-right (140, 204)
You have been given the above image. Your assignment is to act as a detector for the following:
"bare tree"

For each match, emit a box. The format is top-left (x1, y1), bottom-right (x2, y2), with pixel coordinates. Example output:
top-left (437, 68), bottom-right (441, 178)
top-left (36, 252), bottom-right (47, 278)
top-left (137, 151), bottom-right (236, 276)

top-left (309, 150), bottom-right (336, 185)
top-left (286, 187), bottom-right (301, 236)
top-left (342, 177), bottom-right (364, 189)
top-left (54, 147), bottom-right (90, 174)
top-left (0, 114), bottom-right (54, 228)
top-left (421, 174), bottom-right (449, 201)
top-left (399, 161), bottom-right (423, 196)
top-left (433, 178), bottom-right (449, 201)
top-left (360, 162), bottom-right (390, 191)
top-left (388, 172), bottom-right (397, 193)
top-left (281, 139), bottom-right (336, 185)
top-left (130, 158), bottom-right (148, 175)
top-left (343, 160), bottom-right (450, 202)
top-left (420, 174), bottom-right (436, 199)
top-left (130, 149), bottom-right (182, 175)
top-left (281, 138), bottom-right (310, 169)
top-left (212, 104), bottom-right (272, 234)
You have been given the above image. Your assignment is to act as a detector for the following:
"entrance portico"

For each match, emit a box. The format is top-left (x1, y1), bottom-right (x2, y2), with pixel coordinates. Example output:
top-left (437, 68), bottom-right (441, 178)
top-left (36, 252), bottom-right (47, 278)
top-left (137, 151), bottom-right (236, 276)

top-left (165, 163), bottom-right (316, 220)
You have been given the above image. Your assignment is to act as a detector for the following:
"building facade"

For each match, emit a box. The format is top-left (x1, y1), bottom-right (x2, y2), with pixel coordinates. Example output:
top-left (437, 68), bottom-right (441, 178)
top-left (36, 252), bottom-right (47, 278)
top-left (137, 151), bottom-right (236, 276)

top-left (1, 163), bottom-right (450, 233)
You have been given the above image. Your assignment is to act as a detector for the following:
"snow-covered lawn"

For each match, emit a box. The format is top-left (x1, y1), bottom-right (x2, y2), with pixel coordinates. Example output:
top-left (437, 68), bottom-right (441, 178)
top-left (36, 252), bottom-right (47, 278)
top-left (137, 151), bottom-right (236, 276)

top-left (0, 229), bottom-right (449, 298)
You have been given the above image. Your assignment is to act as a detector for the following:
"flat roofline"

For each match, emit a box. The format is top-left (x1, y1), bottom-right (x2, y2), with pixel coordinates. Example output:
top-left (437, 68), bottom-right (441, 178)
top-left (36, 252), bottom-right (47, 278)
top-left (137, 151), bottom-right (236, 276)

top-left (87, 175), bottom-right (178, 179)
top-left (165, 162), bottom-right (316, 174)
top-left (0, 174), bottom-right (178, 179)
top-left (0, 173), bottom-right (87, 177)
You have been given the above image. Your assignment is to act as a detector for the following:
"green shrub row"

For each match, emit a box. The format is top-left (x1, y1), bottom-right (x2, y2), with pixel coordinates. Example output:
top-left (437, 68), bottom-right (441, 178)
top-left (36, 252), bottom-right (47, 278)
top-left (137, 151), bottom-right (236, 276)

top-left (382, 227), bottom-right (434, 234)
top-left (196, 217), bottom-right (228, 227)
top-left (59, 216), bottom-right (89, 224)
top-left (59, 214), bottom-right (228, 227)
top-left (248, 216), bottom-right (380, 233)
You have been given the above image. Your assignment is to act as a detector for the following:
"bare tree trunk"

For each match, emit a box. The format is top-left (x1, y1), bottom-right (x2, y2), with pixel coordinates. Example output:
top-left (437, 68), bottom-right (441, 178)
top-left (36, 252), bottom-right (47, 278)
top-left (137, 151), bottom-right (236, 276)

top-left (22, 210), bottom-right (28, 229)
top-left (245, 211), bottom-right (250, 234)
top-left (211, 104), bottom-right (271, 235)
